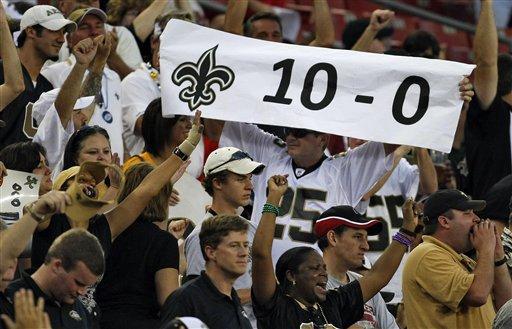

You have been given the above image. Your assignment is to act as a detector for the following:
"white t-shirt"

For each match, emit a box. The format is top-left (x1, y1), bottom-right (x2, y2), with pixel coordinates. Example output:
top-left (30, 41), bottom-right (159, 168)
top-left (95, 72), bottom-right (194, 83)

top-left (220, 122), bottom-right (393, 266)
top-left (184, 211), bottom-right (257, 328)
top-left (41, 56), bottom-right (124, 163)
top-left (121, 64), bottom-right (160, 156)
top-left (327, 271), bottom-right (399, 329)
top-left (33, 105), bottom-right (74, 171)
top-left (363, 158), bottom-right (419, 304)
top-left (58, 24), bottom-right (143, 69)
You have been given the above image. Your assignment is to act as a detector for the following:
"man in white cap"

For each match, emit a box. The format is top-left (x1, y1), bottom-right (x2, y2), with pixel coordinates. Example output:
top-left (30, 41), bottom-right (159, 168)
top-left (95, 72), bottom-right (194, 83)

top-left (41, 7), bottom-right (125, 163)
top-left (183, 146), bottom-right (264, 328)
top-left (0, 5), bottom-right (76, 150)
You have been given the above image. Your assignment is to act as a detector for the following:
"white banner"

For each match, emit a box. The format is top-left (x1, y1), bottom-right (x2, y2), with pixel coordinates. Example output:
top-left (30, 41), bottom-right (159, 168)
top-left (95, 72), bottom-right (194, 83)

top-left (160, 20), bottom-right (475, 152)
top-left (0, 170), bottom-right (41, 225)
top-left (170, 172), bottom-right (211, 226)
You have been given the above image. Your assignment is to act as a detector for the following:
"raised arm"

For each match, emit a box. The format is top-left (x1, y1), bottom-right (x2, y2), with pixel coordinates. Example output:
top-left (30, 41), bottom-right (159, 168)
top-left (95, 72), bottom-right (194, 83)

top-left (473, 0), bottom-right (498, 110)
top-left (362, 145), bottom-right (412, 201)
top-left (358, 198), bottom-right (417, 302)
top-left (308, 0), bottom-right (335, 47)
top-left (416, 148), bottom-right (438, 194)
top-left (105, 28), bottom-right (134, 80)
top-left (224, 0), bottom-right (248, 35)
top-left (461, 220), bottom-right (495, 306)
top-left (80, 33), bottom-right (112, 99)
top-left (105, 111), bottom-right (203, 240)
top-left (0, 191), bottom-right (71, 275)
top-left (0, 3), bottom-right (24, 111)
top-left (176, 0), bottom-right (196, 22)
top-left (54, 37), bottom-right (98, 127)
top-left (252, 175), bottom-right (288, 304)
top-left (132, 0), bottom-right (168, 42)
top-left (351, 9), bottom-right (394, 52)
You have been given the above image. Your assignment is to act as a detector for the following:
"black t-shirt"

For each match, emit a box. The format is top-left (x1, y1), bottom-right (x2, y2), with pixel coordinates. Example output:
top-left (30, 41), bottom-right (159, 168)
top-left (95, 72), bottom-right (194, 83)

top-left (252, 281), bottom-right (364, 329)
top-left (160, 271), bottom-right (252, 329)
top-left (31, 214), bottom-right (112, 269)
top-left (96, 218), bottom-right (179, 329)
top-left (5, 272), bottom-right (94, 329)
top-left (465, 96), bottom-right (512, 199)
top-left (0, 291), bottom-right (14, 329)
top-left (0, 61), bottom-right (53, 150)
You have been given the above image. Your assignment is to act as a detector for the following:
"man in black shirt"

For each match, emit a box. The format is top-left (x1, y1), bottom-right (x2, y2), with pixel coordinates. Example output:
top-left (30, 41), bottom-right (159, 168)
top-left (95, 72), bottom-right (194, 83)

top-left (465, 0), bottom-right (512, 199)
top-left (160, 215), bottom-right (252, 329)
top-left (0, 5), bottom-right (75, 150)
top-left (4, 228), bottom-right (105, 329)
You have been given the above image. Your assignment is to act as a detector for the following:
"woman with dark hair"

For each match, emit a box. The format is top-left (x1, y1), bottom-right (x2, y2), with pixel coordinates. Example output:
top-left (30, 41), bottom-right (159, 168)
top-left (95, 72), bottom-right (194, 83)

top-left (62, 125), bottom-right (112, 171)
top-left (30, 111), bottom-right (202, 271)
top-left (58, 125), bottom-right (120, 205)
top-left (123, 97), bottom-right (192, 171)
top-left (0, 142), bottom-right (52, 196)
top-left (96, 162), bottom-right (180, 329)
top-left (251, 176), bottom-right (417, 329)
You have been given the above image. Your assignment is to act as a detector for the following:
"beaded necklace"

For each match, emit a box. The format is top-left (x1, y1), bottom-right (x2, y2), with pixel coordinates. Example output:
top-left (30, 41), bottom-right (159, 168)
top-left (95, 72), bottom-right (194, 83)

top-left (145, 62), bottom-right (160, 90)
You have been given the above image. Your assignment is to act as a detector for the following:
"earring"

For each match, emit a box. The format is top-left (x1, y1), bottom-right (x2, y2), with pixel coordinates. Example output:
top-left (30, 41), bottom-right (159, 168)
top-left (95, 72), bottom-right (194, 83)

top-left (292, 280), bottom-right (296, 286)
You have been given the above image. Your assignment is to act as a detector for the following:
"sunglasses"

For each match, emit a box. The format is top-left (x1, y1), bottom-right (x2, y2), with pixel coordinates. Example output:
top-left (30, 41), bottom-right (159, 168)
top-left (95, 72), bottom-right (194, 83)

top-left (208, 150), bottom-right (253, 174)
top-left (283, 127), bottom-right (317, 138)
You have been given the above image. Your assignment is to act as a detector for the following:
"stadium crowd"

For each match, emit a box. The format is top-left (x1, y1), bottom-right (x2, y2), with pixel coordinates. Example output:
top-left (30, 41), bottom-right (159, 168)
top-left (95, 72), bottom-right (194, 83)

top-left (0, 0), bottom-right (511, 328)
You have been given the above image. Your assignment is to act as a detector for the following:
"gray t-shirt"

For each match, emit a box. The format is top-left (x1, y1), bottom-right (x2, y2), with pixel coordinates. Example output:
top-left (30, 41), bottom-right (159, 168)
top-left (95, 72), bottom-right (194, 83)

top-left (184, 212), bottom-right (257, 327)
top-left (327, 271), bottom-right (398, 329)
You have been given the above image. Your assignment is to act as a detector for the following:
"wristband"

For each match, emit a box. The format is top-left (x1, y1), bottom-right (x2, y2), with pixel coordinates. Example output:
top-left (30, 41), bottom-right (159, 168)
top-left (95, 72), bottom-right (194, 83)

top-left (173, 147), bottom-right (189, 161)
top-left (399, 227), bottom-right (417, 238)
top-left (26, 202), bottom-right (45, 223)
top-left (495, 257), bottom-right (507, 267)
top-left (392, 232), bottom-right (412, 248)
top-left (262, 203), bottom-right (279, 216)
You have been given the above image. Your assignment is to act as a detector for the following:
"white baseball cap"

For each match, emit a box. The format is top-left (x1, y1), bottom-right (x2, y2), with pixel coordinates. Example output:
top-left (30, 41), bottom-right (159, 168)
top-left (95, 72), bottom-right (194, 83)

top-left (204, 147), bottom-right (265, 176)
top-left (20, 5), bottom-right (76, 33)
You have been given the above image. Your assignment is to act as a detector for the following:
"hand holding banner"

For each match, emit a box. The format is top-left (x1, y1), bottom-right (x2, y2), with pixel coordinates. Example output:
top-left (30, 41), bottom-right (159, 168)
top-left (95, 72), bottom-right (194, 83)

top-left (160, 20), bottom-right (475, 152)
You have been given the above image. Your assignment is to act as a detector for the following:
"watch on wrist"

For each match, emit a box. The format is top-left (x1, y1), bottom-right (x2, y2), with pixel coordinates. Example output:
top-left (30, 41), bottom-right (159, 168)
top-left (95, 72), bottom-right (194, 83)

top-left (26, 202), bottom-right (45, 223)
top-left (495, 257), bottom-right (507, 267)
top-left (173, 147), bottom-right (189, 161)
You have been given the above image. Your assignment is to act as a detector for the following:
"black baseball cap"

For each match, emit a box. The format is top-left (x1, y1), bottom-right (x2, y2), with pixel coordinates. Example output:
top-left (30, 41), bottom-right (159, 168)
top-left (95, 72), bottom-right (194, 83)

top-left (314, 205), bottom-right (383, 237)
top-left (342, 18), bottom-right (394, 50)
top-left (423, 189), bottom-right (486, 225)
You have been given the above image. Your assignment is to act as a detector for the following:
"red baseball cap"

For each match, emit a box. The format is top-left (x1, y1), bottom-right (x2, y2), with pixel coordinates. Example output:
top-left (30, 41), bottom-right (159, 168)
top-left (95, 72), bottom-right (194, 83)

top-left (314, 205), bottom-right (383, 237)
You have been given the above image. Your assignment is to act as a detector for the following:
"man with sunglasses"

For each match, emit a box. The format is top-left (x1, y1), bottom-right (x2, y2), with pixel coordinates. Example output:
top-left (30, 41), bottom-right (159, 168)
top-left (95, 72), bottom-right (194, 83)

top-left (183, 146), bottom-right (265, 328)
top-left (220, 122), bottom-right (398, 266)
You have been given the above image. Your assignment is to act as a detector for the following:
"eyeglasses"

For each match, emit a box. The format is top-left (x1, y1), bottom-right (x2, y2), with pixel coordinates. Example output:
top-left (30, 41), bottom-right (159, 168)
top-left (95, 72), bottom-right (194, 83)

top-left (283, 127), bottom-right (316, 138)
top-left (207, 150), bottom-right (253, 174)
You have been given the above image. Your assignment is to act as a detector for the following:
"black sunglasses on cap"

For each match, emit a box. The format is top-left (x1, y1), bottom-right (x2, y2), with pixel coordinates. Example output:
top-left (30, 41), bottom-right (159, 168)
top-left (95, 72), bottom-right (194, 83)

top-left (283, 127), bottom-right (318, 138)
top-left (208, 150), bottom-right (253, 174)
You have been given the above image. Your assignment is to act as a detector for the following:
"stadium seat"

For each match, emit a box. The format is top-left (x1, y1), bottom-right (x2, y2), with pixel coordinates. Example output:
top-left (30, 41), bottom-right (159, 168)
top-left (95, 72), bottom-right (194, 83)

top-left (417, 20), bottom-right (470, 48)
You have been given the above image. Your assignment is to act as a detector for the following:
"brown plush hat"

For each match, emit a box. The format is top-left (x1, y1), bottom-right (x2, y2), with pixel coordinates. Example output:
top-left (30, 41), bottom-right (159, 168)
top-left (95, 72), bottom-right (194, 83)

top-left (65, 162), bottom-right (122, 223)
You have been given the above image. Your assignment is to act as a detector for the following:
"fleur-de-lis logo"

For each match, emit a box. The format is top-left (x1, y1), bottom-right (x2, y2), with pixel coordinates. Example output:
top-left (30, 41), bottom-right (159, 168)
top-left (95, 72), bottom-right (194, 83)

top-left (172, 45), bottom-right (234, 111)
